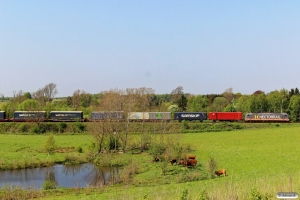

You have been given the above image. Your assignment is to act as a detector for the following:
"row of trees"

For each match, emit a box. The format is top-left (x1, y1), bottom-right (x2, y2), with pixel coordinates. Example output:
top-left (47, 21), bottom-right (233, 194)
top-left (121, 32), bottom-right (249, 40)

top-left (2, 84), bottom-right (300, 121)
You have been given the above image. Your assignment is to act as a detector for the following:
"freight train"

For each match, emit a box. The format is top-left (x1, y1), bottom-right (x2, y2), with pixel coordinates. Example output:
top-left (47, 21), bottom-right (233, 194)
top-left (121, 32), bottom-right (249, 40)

top-left (0, 111), bottom-right (290, 122)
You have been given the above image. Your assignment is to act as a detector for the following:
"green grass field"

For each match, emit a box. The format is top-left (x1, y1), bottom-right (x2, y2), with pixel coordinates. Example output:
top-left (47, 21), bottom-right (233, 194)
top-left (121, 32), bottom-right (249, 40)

top-left (1, 125), bottom-right (300, 199)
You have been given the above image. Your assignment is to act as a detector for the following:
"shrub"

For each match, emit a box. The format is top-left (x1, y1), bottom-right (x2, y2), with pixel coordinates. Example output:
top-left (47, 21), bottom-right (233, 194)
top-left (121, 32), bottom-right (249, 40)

top-left (180, 188), bottom-right (189, 200)
top-left (42, 180), bottom-right (57, 190)
top-left (44, 134), bottom-right (56, 155)
top-left (197, 190), bottom-right (209, 200)
top-left (19, 124), bottom-right (29, 132)
top-left (206, 157), bottom-right (218, 179)
top-left (59, 122), bottom-right (67, 133)
top-left (77, 146), bottom-right (83, 153)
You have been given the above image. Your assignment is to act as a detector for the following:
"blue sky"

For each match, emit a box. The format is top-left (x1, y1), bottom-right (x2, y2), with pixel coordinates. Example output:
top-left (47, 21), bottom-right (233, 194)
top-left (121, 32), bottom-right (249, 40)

top-left (1, 1), bottom-right (300, 97)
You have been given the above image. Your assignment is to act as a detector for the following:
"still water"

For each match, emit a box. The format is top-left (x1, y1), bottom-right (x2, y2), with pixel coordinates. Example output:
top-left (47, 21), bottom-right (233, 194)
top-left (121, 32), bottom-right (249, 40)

top-left (0, 164), bottom-right (120, 189)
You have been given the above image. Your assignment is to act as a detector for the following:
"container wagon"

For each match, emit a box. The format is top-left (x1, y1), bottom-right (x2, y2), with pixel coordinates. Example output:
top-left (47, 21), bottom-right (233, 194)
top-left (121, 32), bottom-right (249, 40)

top-left (128, 112), bottom-right (150, 121)
top-left (91, 111), bottom-right (125, 121)
top-left (244, 113), bottom-right (289, 122)
top-left (208, 112), bottom-right (243, 122)
top-left (0, 111), bottom-right (7, 122)
top-left (174, 112), bottom-right (207, 122)
top-left (50, 111), bottom-right (83, 122)
top-left (149, 112), bottom-right (171, 121)
top-left (13, 111), bottom-right (46, 122)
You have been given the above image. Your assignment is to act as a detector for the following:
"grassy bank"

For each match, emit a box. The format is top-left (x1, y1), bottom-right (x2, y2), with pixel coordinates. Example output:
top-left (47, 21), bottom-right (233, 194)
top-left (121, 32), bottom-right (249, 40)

top-left (1, 125), bottom-right (300, 199)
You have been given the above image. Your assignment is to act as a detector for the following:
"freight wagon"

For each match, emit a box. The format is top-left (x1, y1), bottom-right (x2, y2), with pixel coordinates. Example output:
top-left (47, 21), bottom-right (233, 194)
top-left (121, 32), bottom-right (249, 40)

top-left (208, 112), bottom-right (243, 122)
top-left (50, 111), bottom-right (84, 122)
top-left (244, 113), bottom-right (289, 122)
top-left (13, 111), bottom-right (46, 122)
top-left (174, 112), bottom-right (207, 122)
top-left (0, 111), bottom-right (7, 122)
top-left (91, 111), bottom-right (125, 121)
top-left (127, 112), bottom-right (171, 121)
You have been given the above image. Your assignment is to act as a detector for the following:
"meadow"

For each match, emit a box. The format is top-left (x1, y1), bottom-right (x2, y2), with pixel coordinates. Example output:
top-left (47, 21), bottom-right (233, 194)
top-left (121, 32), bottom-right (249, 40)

top-left (1, 124), bottom-right (300, 199)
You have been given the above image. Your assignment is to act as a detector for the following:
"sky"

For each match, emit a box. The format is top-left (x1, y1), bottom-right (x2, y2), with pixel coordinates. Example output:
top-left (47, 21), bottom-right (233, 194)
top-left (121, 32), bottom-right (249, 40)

top-left (1, 1), bottom-right (300, 97)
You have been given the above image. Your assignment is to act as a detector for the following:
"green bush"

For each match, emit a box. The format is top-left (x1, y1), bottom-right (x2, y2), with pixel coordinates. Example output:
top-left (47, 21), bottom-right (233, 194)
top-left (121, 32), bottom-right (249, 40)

top-left (42, 180), bottom-right (57, 190)
top-left (19, 124), bottom-right (29, 133)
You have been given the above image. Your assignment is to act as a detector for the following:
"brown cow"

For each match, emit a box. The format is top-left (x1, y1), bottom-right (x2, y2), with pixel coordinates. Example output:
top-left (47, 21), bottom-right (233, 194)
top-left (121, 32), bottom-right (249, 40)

top-left (215, 169), bottom-right (226, 177)
top-left (178, 159), bottom-right (185, 166)
top-left (185, 159), bottom-right (197, 167)
top-left (187, 155), bottom-right (196, 159)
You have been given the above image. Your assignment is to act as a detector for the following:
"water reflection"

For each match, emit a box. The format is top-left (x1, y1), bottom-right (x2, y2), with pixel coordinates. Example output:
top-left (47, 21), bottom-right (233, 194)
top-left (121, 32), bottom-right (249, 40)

top-left (0, 164), bottom-right (120, 189)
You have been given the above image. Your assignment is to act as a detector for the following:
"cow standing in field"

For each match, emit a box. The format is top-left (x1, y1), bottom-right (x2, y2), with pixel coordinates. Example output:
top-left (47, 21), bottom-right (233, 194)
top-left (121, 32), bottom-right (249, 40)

top-left (185, 159), bottom-right (197, 167)
top-left (215, 169), bottom-right (226, 177)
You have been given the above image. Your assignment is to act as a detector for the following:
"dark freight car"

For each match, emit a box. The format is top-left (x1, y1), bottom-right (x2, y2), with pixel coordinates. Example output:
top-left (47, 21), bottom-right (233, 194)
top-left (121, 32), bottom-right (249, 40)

top-left (92, 111), bottom-right (125, 121)
top-left (208, 112), bottom-right (243, 122)
top-left (174, 112), bottom-right (207, 122)
top-left (244, 113), bottom-right (289, 122)
top-left (13, 111), bottom-right (46, 122)
top-left (0, 111), bottom-right (6, 121)
top-left (50, 111), bottom-right (83, 122)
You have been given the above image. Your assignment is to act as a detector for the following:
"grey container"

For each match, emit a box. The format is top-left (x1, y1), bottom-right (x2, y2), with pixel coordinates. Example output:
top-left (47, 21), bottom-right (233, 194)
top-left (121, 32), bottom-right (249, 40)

top-left (174, 112), bottom-right (207, 122)
top-left (50, 111), bottom-right (83, 121)
top-left (92, 111), bottom-right (125, 120)
top-left (128, 112), bottom-right (150, 120)
top-left (14, 111), bottom-right (46, 121)
top-left (149, 112), bottom-right (171, 120)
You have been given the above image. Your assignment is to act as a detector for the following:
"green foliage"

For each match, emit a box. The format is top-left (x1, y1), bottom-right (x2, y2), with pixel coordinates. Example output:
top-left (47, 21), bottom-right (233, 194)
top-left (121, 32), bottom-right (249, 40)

top-left (179, 188), bottom-right (189, 200)
top-left (224, 104), bottom-right (236, 112)
top-left (71, 122), bottom-right (86, 133)
top-left (211, 97), bottom-right (228, 111)
top-left (288, 95), bottom-right (300, 122)
top-left (58, 122), bottom-right (67, 133)
top-left (17, 99), bottom-right (41, 111)
top-left (148, 142), bottom-right (166, 161)
top-left (182, 120), bottom-right (189, 130)
top-left (42, 180), bottom-right (57, 190)
top-left (44, 134), bottom-right (56, 154)
top-left (19, 124), bottom-right (29, 133)
top-left (187, 95), bottom-right (208, 112)
top-left (168, 104), bottom-right (179, 112)
top-left (177, 94), bottom-right (188, 112)
top-left (77, 146), bottom-right (83, 153)
top-left (32, 124), bottom-right (47, 134)
top-left (108, 134), bottom-right (120, 150)
top-left (206, 157), bottom-right (218, 179)
top-left (197, 190), bottom-right (209, 200)
top-left (248, 188), bottom-right (272, 200)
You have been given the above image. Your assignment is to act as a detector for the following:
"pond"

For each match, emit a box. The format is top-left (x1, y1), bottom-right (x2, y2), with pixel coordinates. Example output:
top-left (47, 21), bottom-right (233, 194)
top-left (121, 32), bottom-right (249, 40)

top-left (0, 163), bottom-right (120, 189)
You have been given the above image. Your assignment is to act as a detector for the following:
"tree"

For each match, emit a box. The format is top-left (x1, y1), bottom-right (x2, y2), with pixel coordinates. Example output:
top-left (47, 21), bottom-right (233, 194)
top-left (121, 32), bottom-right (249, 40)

top-left (222, 88), bottom-right (234, 104)
top-left (170, 86), bottom-right (184, 103)
top-left (211, 97), bottom-right (228, 111)
top-left (44, 134), bottom-right (56, 157)
top-left (187, 95), bottom-right (208, 112)
top-left (24, 92), bottom-right (32, 99)
top-left (43, 83), bottom-right (58, 102)
top-left (177, 94), bottom-right (188, 111)
top-left (71, 90), bottom-right (82, 111)
top-left (288, 95), bottom-right (300, 122)
top-left (32, 83), bottom-right (58, 106)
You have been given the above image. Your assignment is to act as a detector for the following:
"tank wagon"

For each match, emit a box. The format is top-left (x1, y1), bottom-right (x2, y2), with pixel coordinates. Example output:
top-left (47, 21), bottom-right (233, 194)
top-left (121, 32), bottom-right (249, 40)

top-left (174, 112), bottom-right (207, 122)
top-left (208, 112), bottom-right (243, 122)
top-left (91, 111), bottom-right (125, 121)
top-left (244, 113), bottom-right (289, 122)
top-left (50, 111), bottom-right (84, 122)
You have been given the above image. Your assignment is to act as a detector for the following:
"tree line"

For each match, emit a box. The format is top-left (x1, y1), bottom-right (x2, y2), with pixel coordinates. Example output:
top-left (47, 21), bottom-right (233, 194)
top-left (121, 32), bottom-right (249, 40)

top-left (1, 84), bottom-right (300, 122)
